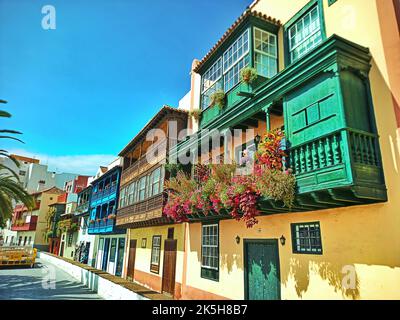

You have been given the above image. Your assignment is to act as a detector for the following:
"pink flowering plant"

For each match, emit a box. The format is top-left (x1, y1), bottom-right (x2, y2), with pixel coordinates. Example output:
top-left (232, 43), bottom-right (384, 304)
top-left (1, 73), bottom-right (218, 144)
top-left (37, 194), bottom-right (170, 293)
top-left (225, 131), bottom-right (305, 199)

top-left (163, 129), bottom-right (296, 228)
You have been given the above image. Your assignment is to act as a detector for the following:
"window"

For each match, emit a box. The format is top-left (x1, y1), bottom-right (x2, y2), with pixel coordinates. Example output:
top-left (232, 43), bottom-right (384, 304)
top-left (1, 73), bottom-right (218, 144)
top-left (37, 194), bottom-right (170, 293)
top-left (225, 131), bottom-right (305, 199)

top-left (19, 170), bottom-right (26, 176)
top-left (168, 227), bottom-right (174, 239)
top-left (141, 238), bottom-right (147, 248)
top-left (328, 0), bottom-right (337, 6)
top-left (288, 4), bottom-right (323, 63)
top-left (291, 222), bottom-right (323, 254)
top-left (128, 183), bottom-right (135, 205)
top-left (109, 238), bottom-right (117, 263)
top-left (254, 28), bottom-right (278, 79)
top-left (200, 29), bottom-right (250, 109)
top-left (138, 176), bottom-right (146, 201)
top-left (67, 233), bottom-right (73, 247)
top-left (223, 29), bottom-right (250, 92)
top-left (150, 235), bottom-right (162, 273)
top-left (201, 58), bottom-right (223, 110)
top-left (201, 223), bottom-right (219, 281)
top-left (151, 167), bottom-right (161, 196)
top-left (119, 187), bottom-right (125, 208)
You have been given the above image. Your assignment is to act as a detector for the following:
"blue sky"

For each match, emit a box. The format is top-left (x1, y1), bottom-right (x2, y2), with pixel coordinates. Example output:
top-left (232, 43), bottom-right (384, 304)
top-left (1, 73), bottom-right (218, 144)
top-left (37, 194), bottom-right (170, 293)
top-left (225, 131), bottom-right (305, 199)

top-left (0, 0), bottom-right (250, 175)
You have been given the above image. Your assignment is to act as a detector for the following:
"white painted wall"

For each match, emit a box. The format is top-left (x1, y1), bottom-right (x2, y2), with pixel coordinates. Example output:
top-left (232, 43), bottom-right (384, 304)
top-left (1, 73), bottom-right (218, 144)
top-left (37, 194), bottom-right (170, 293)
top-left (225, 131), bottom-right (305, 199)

top-left (38, 252), bottom-right (149, 300)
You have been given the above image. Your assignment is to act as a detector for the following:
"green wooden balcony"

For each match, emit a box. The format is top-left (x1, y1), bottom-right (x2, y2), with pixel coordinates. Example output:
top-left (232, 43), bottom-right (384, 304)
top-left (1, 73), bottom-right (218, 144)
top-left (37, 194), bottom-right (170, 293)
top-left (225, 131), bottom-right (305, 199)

top-left (172, 35), bottom-right (387, 220)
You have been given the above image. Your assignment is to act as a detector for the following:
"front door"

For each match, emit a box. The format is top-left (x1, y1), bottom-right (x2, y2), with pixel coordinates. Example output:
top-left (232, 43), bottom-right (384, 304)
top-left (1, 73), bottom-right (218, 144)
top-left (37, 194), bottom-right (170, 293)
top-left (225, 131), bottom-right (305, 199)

top-left (244, 239), bottom-right (281, 300)
top-left (126, 239), bottom-right (137, 281)
top-left (161, 239), bottom-right (177, 296)
top-left (102, 238), bottom-right (110, 271)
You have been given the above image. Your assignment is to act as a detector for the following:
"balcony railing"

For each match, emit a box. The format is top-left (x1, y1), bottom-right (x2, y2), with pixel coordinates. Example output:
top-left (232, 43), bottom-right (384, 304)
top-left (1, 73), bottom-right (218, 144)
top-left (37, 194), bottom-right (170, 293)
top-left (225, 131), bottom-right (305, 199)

top-left (11, 216), bottom-right (38, 231)
top-left (88, 218), bottom-right (115, 234)
top-left (116, 193), bottom-right (165, 227)
top-left (173, 35), bottom-right (387, 222)
top-left (75, 202), bottom-right (90, 216)
top-left (91, 185), bottom-right (118, 202)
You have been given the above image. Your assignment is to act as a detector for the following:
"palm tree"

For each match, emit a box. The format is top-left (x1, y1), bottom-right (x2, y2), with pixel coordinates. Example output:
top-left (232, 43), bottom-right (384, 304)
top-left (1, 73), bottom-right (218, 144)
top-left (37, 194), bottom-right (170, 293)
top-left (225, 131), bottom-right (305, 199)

top-left (0, 99), bottom-right (34, 227)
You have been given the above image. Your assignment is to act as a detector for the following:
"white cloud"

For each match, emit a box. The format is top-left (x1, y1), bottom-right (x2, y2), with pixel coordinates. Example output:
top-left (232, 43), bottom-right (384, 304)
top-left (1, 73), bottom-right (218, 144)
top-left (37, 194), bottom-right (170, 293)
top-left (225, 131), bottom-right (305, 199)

top-left (7, 149), bottom-right (117, 176)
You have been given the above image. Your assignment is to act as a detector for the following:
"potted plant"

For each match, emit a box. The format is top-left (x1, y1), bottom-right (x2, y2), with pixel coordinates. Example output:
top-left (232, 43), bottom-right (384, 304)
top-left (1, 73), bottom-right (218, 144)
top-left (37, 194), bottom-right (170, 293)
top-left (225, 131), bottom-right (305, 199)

top-left (210, 90), bottom-right (226, 110)
top-left (189, 108), bottom-right (202, 121)
top-left (240, 67), bottom-right (258, 85)
top-left (108, 214), bottom-right (116, 220)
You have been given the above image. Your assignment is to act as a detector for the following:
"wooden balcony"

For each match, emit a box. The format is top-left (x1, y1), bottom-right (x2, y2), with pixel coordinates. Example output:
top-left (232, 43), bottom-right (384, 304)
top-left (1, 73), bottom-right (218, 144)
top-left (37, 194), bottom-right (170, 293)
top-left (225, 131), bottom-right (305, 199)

top-left (88, 218), bottom-right (115, 234)
top-left (173, 35), bottom-right (387, 222)
top-left (11, 216), bottom-right (38, 231)
top-left (116, 193), bottom-right (170, 228)
top-left (120, 139), bottom-right (168, 187)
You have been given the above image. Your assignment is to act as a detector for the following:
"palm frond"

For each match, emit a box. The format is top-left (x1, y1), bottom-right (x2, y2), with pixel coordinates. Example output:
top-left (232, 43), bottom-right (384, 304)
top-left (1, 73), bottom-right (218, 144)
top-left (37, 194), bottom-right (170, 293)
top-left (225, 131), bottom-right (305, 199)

top-left (0, 129), bottom-right (22, 134)
top-left (0, 135), bottom-right (24, 143)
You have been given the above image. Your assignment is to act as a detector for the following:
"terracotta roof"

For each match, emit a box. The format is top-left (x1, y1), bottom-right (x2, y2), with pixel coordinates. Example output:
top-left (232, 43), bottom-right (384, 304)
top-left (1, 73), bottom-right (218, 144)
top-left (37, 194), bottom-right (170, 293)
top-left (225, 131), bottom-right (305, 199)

top-left (193, 9), bottom-right (281, 73)
top-left (100, 166), bottom-right (108, 174)
top-left (118, 105), bottom-right (188, 157)
top-left (30, 186), bottom-right (64, 196)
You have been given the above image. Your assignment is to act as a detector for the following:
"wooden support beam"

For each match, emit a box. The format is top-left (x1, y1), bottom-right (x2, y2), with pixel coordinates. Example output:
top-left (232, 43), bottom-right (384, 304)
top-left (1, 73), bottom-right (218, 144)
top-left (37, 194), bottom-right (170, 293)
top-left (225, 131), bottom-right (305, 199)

top-left (328, 189), bottom-right (363, 203)
top-left (296, 194), bottom-right (329, 209)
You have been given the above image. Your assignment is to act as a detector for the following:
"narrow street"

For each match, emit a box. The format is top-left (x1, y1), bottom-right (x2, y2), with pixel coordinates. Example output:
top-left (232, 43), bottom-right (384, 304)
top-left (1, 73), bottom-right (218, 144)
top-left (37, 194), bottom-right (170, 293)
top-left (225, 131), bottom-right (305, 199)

top-left (0, 258), bottom-right (102, 300)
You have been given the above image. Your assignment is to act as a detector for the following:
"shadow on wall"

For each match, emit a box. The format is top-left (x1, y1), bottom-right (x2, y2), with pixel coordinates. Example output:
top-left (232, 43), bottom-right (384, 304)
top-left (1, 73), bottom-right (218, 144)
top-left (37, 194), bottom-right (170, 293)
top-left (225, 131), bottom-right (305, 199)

top-left (282, 259), bottom-right (360, 299)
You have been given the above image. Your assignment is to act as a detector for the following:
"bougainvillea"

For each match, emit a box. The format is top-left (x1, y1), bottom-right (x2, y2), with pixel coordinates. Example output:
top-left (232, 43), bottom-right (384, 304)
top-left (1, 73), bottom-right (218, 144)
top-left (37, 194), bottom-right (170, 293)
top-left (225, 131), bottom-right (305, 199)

top-left (163, 129), bottom-right (295, 228)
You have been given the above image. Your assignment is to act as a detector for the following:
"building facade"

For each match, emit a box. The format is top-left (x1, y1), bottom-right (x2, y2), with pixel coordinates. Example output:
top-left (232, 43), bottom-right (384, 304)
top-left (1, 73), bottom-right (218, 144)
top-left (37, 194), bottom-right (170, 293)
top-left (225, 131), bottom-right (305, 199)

top-left (117, 106), bottom-right (188, 298)
top-left (74, 185), bottom-right (98, 266)
top-left (88, 164), bottom-right (126, 276)
top-left (4, 187), bottom-right (65, 251)
top-left (168, 0), bottom-right (400, 300)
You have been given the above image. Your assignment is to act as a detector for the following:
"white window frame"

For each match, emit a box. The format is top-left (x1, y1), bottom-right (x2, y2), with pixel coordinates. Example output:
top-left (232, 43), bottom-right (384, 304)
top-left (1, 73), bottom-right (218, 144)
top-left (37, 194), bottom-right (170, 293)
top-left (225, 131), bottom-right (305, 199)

top-left (288, 5), bottom-right (322, 62)
top-left (223, 28), bottom-right (250, 92)
top-left (201, 57), bottom-right (223, 94)
top-left (253, 27), bottom-right (278, 78)
top-left (201, 223), bottom-right (219, 271)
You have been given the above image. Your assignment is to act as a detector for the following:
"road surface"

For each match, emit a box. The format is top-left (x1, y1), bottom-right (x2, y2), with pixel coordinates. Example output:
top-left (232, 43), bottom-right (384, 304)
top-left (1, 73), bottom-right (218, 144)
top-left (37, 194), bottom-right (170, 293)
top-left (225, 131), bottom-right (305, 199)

top-left (0, 258), bottom-right (103, 300)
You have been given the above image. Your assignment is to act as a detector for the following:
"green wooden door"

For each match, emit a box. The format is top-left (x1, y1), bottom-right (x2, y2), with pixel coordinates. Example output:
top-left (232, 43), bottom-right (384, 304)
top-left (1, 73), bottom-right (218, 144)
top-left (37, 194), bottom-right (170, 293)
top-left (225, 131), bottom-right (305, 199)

top-left (244, 240), bottom-right (281, 300)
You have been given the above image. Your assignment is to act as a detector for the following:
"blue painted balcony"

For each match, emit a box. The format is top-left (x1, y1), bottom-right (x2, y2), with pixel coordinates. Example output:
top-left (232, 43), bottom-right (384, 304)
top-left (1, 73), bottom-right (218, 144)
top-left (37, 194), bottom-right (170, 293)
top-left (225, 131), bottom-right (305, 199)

top-left (88, 218), bottom-right (115, 234)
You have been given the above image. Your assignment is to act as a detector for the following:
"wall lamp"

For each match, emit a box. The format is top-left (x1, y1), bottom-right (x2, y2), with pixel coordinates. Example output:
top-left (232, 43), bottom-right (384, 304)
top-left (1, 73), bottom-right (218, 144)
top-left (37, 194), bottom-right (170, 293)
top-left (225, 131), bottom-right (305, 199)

top-left (280, 235), bottom-right (286, 246)
top-left (235, 235), bottom-right (241, 244)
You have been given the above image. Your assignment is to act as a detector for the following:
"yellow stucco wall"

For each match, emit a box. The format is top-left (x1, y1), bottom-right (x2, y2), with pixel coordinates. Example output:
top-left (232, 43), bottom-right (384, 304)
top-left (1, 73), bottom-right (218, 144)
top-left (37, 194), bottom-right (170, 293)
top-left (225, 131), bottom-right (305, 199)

top-left (34, 192), bottom-right (60, 246)
top-left (128, 223), bottom-right (186, 294)
top-left (181, 0), bottom-right (400, 300)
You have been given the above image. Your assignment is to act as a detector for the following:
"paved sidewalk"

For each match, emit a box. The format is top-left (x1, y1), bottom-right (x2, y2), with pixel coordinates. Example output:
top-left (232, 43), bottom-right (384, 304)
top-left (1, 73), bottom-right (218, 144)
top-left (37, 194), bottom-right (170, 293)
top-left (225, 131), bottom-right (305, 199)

top-left (0, 258), bottom-right (103, 300)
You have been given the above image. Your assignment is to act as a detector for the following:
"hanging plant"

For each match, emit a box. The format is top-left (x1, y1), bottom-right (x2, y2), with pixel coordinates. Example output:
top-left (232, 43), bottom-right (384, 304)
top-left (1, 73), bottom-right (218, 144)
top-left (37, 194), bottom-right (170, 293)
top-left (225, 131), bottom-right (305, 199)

top-left (189, 108), bottom-right (202, 121)
top-left (210, 90), bottom-right (226, 110)
top-left (165, 163), bottom-right (183, 178)
top-left (240, 67), bottom-right (258, 84)
top-left (163, 130), bottom-right (296, 228)
top-left (69, 223), bottom-right (79, 232)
